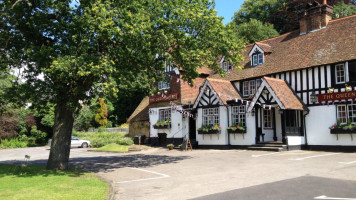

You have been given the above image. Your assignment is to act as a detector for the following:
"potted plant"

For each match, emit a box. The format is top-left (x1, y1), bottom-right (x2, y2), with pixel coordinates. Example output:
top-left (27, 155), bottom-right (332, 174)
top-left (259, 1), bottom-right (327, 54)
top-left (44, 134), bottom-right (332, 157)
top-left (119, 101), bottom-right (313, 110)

top-left (167, 144), bottom-right (174, 150)
top-left (197, 124), bottom-right (221, 134)
top-left (227, 122), bottom-right (246, 134)
top-left (178, 144), bottom-right (183, 150)
top-left (153, 120), bottom-right (171, 129)
top-left (329, 119), bottom-right (356, 134)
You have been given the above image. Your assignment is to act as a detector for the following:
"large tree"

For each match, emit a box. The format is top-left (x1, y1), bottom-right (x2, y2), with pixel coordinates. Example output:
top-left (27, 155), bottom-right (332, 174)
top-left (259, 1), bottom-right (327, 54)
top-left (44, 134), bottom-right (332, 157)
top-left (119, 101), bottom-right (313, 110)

top-left (229, 19), bottom-right (280, 44)
top-left (1, 0), bottom-right (244, 169)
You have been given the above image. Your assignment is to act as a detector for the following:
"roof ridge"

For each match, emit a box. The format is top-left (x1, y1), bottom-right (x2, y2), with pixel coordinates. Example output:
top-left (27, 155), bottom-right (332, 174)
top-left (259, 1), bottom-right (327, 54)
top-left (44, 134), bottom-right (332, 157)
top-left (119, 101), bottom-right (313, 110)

top-left (329, 14), bottom-right (356, 23)
top-left (207, 77), bottom-right (231, 82)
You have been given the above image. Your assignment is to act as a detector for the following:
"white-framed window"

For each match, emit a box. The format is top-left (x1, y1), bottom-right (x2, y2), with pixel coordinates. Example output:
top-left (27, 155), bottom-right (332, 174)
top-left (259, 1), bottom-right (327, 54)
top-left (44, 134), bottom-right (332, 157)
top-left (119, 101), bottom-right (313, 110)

top-left (263, 109), bottom-right (273, 128)
top-left (242, 79), bottom-right (261, 96)
top-left (258, 54), bottom-right (263, 64)
top-left (337, 105), bottom-right (347, 124)
top-left (336, 104), bottom-right (356, 124)
top-left (202, 107), bottom-right (219, 126)
top-left (158, 76), bottom-right (170, 90)
top-left (222, 61), bottom-right (232, 72)
top-left (335, 64), bottom-right (346, 84)
top-left (232, 106), bottom-right (246, 127)
top-left (253, 55), bottom-right (258, 66)
top-left (159, 109), bottom-right (171, 122)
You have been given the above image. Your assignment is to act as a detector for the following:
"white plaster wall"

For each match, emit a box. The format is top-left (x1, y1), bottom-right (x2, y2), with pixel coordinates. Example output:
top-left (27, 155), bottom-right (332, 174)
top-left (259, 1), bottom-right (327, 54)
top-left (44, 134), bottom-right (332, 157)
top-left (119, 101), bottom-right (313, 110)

top-left (306, 105), bottom-right (356, 146)
top-left (196, 106), bottom-right (229, 145)
top-left (149, 106), bottom-right (188, 139)
top-left (230, 112), bottom-right (256, 145)
top-left (287, 136), bottom-right (305, 145)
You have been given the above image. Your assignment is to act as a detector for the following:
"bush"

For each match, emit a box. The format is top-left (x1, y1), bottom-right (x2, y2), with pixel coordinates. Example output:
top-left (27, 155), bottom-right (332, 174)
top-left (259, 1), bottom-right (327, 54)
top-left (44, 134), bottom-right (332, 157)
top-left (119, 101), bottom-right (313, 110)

top-left (30, 126), bottom-right (47, 145)
top-left (73, 132), bottom-right (133, 148)
top-left (97, 127), bottom-right (106, 133)
top-left (0, 116), bottom-right (18, 140)
top-left (0, 138), bottom-right (28, 149)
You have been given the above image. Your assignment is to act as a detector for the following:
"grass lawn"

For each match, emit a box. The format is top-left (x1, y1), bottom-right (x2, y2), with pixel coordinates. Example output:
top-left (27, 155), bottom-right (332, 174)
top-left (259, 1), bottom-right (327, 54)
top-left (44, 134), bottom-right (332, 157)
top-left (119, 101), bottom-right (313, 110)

top-left (0, 164), bottom-right (109, 200)
top-left (94, 143), bottom-right (129, 153)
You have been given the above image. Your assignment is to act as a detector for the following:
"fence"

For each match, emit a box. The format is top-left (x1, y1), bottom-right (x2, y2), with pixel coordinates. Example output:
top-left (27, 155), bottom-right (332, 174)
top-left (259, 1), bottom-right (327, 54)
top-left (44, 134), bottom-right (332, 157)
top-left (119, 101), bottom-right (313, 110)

top-left (87, 127), bottom-right (129, 133)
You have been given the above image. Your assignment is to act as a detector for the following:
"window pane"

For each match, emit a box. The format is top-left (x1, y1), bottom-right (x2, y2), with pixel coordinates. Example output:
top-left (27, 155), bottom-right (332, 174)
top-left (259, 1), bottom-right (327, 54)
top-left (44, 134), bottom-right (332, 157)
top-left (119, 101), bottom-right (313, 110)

top-left (258, 54), bottom-right (263, 64)
top-left (336, 64), bottom-right (345, 84)
top-left (264, 109), bottom-right (272, 128)
top-left (249, 80), bottom-right (256, 95)
top-left (203, 108), bottom-right (219, 126)
top-left (348, 104), bottom-right (356, 124)
top-left (243, 81), bottom-right (249, 96)
top-left (253, 55), bottom-right (257, 66)
top-left (256, 79), bottom-right (262, 88)
top-left (349, 61), bottom-right (356, 82)
top-left (337, 105), bottom-right (347, 124)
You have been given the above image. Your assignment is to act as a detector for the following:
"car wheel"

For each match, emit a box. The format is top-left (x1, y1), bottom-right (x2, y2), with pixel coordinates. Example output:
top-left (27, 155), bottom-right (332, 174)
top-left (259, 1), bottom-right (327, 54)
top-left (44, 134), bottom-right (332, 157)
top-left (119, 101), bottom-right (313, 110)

top-left (81, 142), bottom-right (88, 148)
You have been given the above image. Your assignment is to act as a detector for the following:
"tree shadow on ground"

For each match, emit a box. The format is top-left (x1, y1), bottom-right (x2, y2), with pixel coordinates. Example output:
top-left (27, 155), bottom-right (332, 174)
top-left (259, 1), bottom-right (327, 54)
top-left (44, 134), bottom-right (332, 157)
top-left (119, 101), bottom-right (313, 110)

top-left (0, 164), bottom-right (85, 178)
top-left (69, 154), bottom-right (192, 173)
top-left (0, 153), bottom-right (192, 174)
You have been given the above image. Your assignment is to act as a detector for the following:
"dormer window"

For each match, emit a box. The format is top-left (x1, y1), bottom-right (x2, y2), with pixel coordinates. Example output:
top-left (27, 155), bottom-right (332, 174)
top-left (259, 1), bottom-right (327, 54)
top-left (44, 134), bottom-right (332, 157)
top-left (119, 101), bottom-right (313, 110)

top-left (222, 61), bottom-right (232, 72)
top-left (252, 52), bottom-right (263, 66)
top-left (249, 44), bottom-right (266, 66)
top-left (158, 76), bottom-right (170, 90)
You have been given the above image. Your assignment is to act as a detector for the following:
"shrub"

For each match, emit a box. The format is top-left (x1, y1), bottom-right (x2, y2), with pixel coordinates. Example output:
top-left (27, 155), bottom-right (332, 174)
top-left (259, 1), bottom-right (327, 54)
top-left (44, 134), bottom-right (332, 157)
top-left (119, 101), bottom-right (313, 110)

top-left (97, 126), bottom-right (106, 133)
top-left (73, 132), bottom-right (133, 148)
top-left (30, 126), bottom-right (47, 145)
top-left (0, 116), bottom-right (18, 140)
top-left (0, 138), bottom-right (28, 149)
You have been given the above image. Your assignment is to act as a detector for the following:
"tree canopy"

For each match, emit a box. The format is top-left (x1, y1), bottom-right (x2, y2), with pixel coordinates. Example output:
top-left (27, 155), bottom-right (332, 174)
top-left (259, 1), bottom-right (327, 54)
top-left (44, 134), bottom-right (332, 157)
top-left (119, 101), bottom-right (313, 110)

top-left (1, 0), bottom-right (244, 169)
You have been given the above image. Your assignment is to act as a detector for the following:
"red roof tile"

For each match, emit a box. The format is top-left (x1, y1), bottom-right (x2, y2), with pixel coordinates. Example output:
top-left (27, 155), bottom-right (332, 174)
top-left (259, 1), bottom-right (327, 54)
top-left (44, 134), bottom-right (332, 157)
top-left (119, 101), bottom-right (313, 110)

top-left (263, 77), bottom-right (307, 110)
top-left (207, 78), bottom-right (241, 104)
top-left (211, 15), bottom-right (356, 81)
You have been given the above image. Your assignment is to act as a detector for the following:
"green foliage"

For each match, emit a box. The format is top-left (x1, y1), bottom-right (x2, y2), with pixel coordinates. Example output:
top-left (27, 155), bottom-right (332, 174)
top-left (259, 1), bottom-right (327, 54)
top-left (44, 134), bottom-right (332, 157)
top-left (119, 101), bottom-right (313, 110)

top-left (167, 144), bottom-right (174, 148)
top-left (97, 126), bottom-right (106, 133)
top-left (95, 98), bottom-right (108, 127)
top-left (72, 132), bottom-right (133, 147)
top-left (333, 2), bottom-right (356, 18)
top-left (30, 126), bottom-right (47, 145)
top-left (74, 105), bottom-right (96, 131)
top-left (229, 19), bottom-right (280, 44)
top-left (0, 138), bottom-right (28, 149)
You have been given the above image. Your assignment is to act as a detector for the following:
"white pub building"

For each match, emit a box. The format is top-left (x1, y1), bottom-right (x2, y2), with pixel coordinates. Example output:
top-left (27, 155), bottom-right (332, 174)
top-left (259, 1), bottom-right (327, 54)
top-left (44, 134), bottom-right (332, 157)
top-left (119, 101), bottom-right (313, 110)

top-left (131, 1), bottom-right (356, 151)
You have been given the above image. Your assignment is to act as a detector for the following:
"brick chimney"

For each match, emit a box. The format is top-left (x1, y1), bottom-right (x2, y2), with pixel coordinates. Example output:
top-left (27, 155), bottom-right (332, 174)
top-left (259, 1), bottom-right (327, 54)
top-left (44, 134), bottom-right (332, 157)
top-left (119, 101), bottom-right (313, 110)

top-left (299, 0), bottom-right (333, 35)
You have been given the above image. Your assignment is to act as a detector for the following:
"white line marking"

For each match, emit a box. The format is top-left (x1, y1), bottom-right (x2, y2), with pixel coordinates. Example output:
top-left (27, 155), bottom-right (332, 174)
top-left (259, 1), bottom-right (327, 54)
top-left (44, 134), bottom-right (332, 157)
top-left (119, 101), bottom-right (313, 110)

top-left (339, 160), bottom-right (356, 165)
top-left (252, 152), bottom-right (279, 158)
top-left (314, 195), bottom-right (356, 199)
top-left (116, 167), bottom-right (169, 184)
top-left (289, 153), bottom-right (341, 161)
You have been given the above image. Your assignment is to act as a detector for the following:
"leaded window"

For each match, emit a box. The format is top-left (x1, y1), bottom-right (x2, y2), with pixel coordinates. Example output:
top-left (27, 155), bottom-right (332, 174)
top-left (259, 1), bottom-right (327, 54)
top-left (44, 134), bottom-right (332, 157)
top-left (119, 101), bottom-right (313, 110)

top-left (335, 64), bottom-right (346, 84)
top-left (348, 104), bottom-right (356, 124)
top-left (159, 109), bottom-right (171, 122)
top-left (222, 61), bottom-right (232, 72)
top-left (158, 76), bottom-right (170, 90)
top-left (337, 105), bottom-right (347, 124)
top-left (202, 107), bottom-right (219, 126)
top-left (232, 106), bottom-right (246, 127)
top-left (263, 109), bottom-right (273, 128)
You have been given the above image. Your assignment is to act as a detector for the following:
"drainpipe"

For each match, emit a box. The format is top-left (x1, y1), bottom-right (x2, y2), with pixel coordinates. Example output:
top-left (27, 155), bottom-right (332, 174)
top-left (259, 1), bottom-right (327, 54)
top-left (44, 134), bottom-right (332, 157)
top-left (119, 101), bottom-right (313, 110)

top-left (227, 105), bottom-right (230, 147)
top-left (303, 110), bottom-right (309, 148)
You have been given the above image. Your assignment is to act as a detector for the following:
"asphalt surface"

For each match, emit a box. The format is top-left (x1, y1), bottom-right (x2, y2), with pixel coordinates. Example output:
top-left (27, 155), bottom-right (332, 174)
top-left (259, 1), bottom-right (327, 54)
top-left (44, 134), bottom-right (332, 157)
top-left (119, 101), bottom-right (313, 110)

top-left (1, 147), bottom-right (356, 200)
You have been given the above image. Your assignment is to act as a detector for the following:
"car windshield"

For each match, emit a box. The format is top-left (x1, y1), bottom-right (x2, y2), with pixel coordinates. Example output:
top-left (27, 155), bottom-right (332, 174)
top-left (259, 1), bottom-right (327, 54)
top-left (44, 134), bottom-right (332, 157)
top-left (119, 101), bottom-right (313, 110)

top-left (71, 136), bottom-right (79, 140)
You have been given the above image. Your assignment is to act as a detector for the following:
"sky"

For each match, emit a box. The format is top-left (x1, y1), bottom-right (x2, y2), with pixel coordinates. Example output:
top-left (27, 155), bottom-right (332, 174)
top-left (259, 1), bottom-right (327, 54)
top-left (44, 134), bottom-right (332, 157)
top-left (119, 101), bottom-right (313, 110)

top-left (214, 0), bottom-right (245, 24)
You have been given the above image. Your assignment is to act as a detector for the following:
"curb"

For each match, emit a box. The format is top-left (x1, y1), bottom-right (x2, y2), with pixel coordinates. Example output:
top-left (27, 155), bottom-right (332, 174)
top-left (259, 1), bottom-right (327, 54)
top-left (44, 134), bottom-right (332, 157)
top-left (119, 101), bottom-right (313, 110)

top-left (94, 174), bottom-right (115, 200)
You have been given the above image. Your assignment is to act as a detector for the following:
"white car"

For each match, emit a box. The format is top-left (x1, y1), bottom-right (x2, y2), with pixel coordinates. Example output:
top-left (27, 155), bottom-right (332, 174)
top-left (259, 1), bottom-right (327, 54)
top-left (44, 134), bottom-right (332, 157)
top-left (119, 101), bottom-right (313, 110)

top-left (48, 136), bottom-right (90, 148)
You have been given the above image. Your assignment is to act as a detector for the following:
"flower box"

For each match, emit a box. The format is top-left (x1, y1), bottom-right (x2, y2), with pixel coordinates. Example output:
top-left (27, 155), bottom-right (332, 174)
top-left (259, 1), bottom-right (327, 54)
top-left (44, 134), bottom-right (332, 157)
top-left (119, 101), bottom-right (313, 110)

top-left (330, 128), bottom-right (356, 134)
top-left (197, 130), bottom-right (220, 134)
top-left (153, 124), bottom-right (171, 129)
top-left (227, 129), bottom-right (246, 134)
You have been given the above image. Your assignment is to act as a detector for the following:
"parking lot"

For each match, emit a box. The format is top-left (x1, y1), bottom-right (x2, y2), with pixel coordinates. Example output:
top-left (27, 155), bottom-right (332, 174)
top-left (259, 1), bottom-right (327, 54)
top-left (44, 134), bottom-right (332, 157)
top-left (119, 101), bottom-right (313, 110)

top-left (1, 147), bottom-right (356, 200)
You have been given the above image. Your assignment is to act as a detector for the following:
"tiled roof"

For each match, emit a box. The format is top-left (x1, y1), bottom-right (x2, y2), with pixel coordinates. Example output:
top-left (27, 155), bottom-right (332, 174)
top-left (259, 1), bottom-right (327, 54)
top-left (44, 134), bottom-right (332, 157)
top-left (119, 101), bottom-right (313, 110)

top-left (180, 77), bottom-right (206, 105)
top-left (255, 42), bottom-right (272, 53)
top-left (263, 77), bottom-right (307, 110)
top-left (127, 97), bottom-right (149, 122)
top-left (211, 14), bottom-right (356, 81)
top-left (197, 66), bottom-right (214, 75)
top-left (207, 78), bottom-right (241, 104)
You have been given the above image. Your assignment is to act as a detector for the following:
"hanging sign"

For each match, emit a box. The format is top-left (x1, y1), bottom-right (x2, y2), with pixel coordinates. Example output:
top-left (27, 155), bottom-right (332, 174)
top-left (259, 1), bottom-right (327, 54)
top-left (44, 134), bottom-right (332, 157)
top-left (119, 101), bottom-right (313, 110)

top-left (318, 91), bottom-right (356, 102)
top-left (149, 93), bottom-right (178, 103)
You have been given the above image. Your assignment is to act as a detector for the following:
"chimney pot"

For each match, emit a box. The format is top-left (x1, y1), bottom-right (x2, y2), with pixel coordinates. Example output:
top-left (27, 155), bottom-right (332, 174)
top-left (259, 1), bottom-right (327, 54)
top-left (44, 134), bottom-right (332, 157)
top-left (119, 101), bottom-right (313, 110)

top-left (323, 0), bottom-right (327, 5)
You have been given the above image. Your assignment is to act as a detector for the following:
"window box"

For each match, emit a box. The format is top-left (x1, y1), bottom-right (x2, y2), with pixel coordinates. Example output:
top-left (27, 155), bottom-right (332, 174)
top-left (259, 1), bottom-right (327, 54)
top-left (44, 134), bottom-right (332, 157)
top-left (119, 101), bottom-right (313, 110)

top-left (153, 124), bottom-right (171, 129)
top-left (198, 130), bottom-right (220, 134)
top-left (330, 128), bottom-right (356, 134)
top-left (227, 129), bottom-right (246, 134)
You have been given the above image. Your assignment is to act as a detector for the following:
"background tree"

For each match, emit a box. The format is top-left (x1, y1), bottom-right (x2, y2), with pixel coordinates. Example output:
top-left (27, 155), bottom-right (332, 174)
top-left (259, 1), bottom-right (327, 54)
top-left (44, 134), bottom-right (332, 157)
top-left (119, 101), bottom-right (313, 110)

top-left (333, 1), bottom-right (356, 18)
top-left (95, 98), bottom-right (108, 127)
top-left (1, 0), bottom-right (244, 169)
top-left (229, 19), bottom-right (280, 44)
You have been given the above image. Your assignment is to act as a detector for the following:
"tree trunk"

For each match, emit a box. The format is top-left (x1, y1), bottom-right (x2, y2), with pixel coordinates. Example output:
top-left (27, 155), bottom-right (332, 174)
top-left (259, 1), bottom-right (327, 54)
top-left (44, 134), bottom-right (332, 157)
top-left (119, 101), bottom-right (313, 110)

top-left (47, 103), bottom-right (75, 170)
